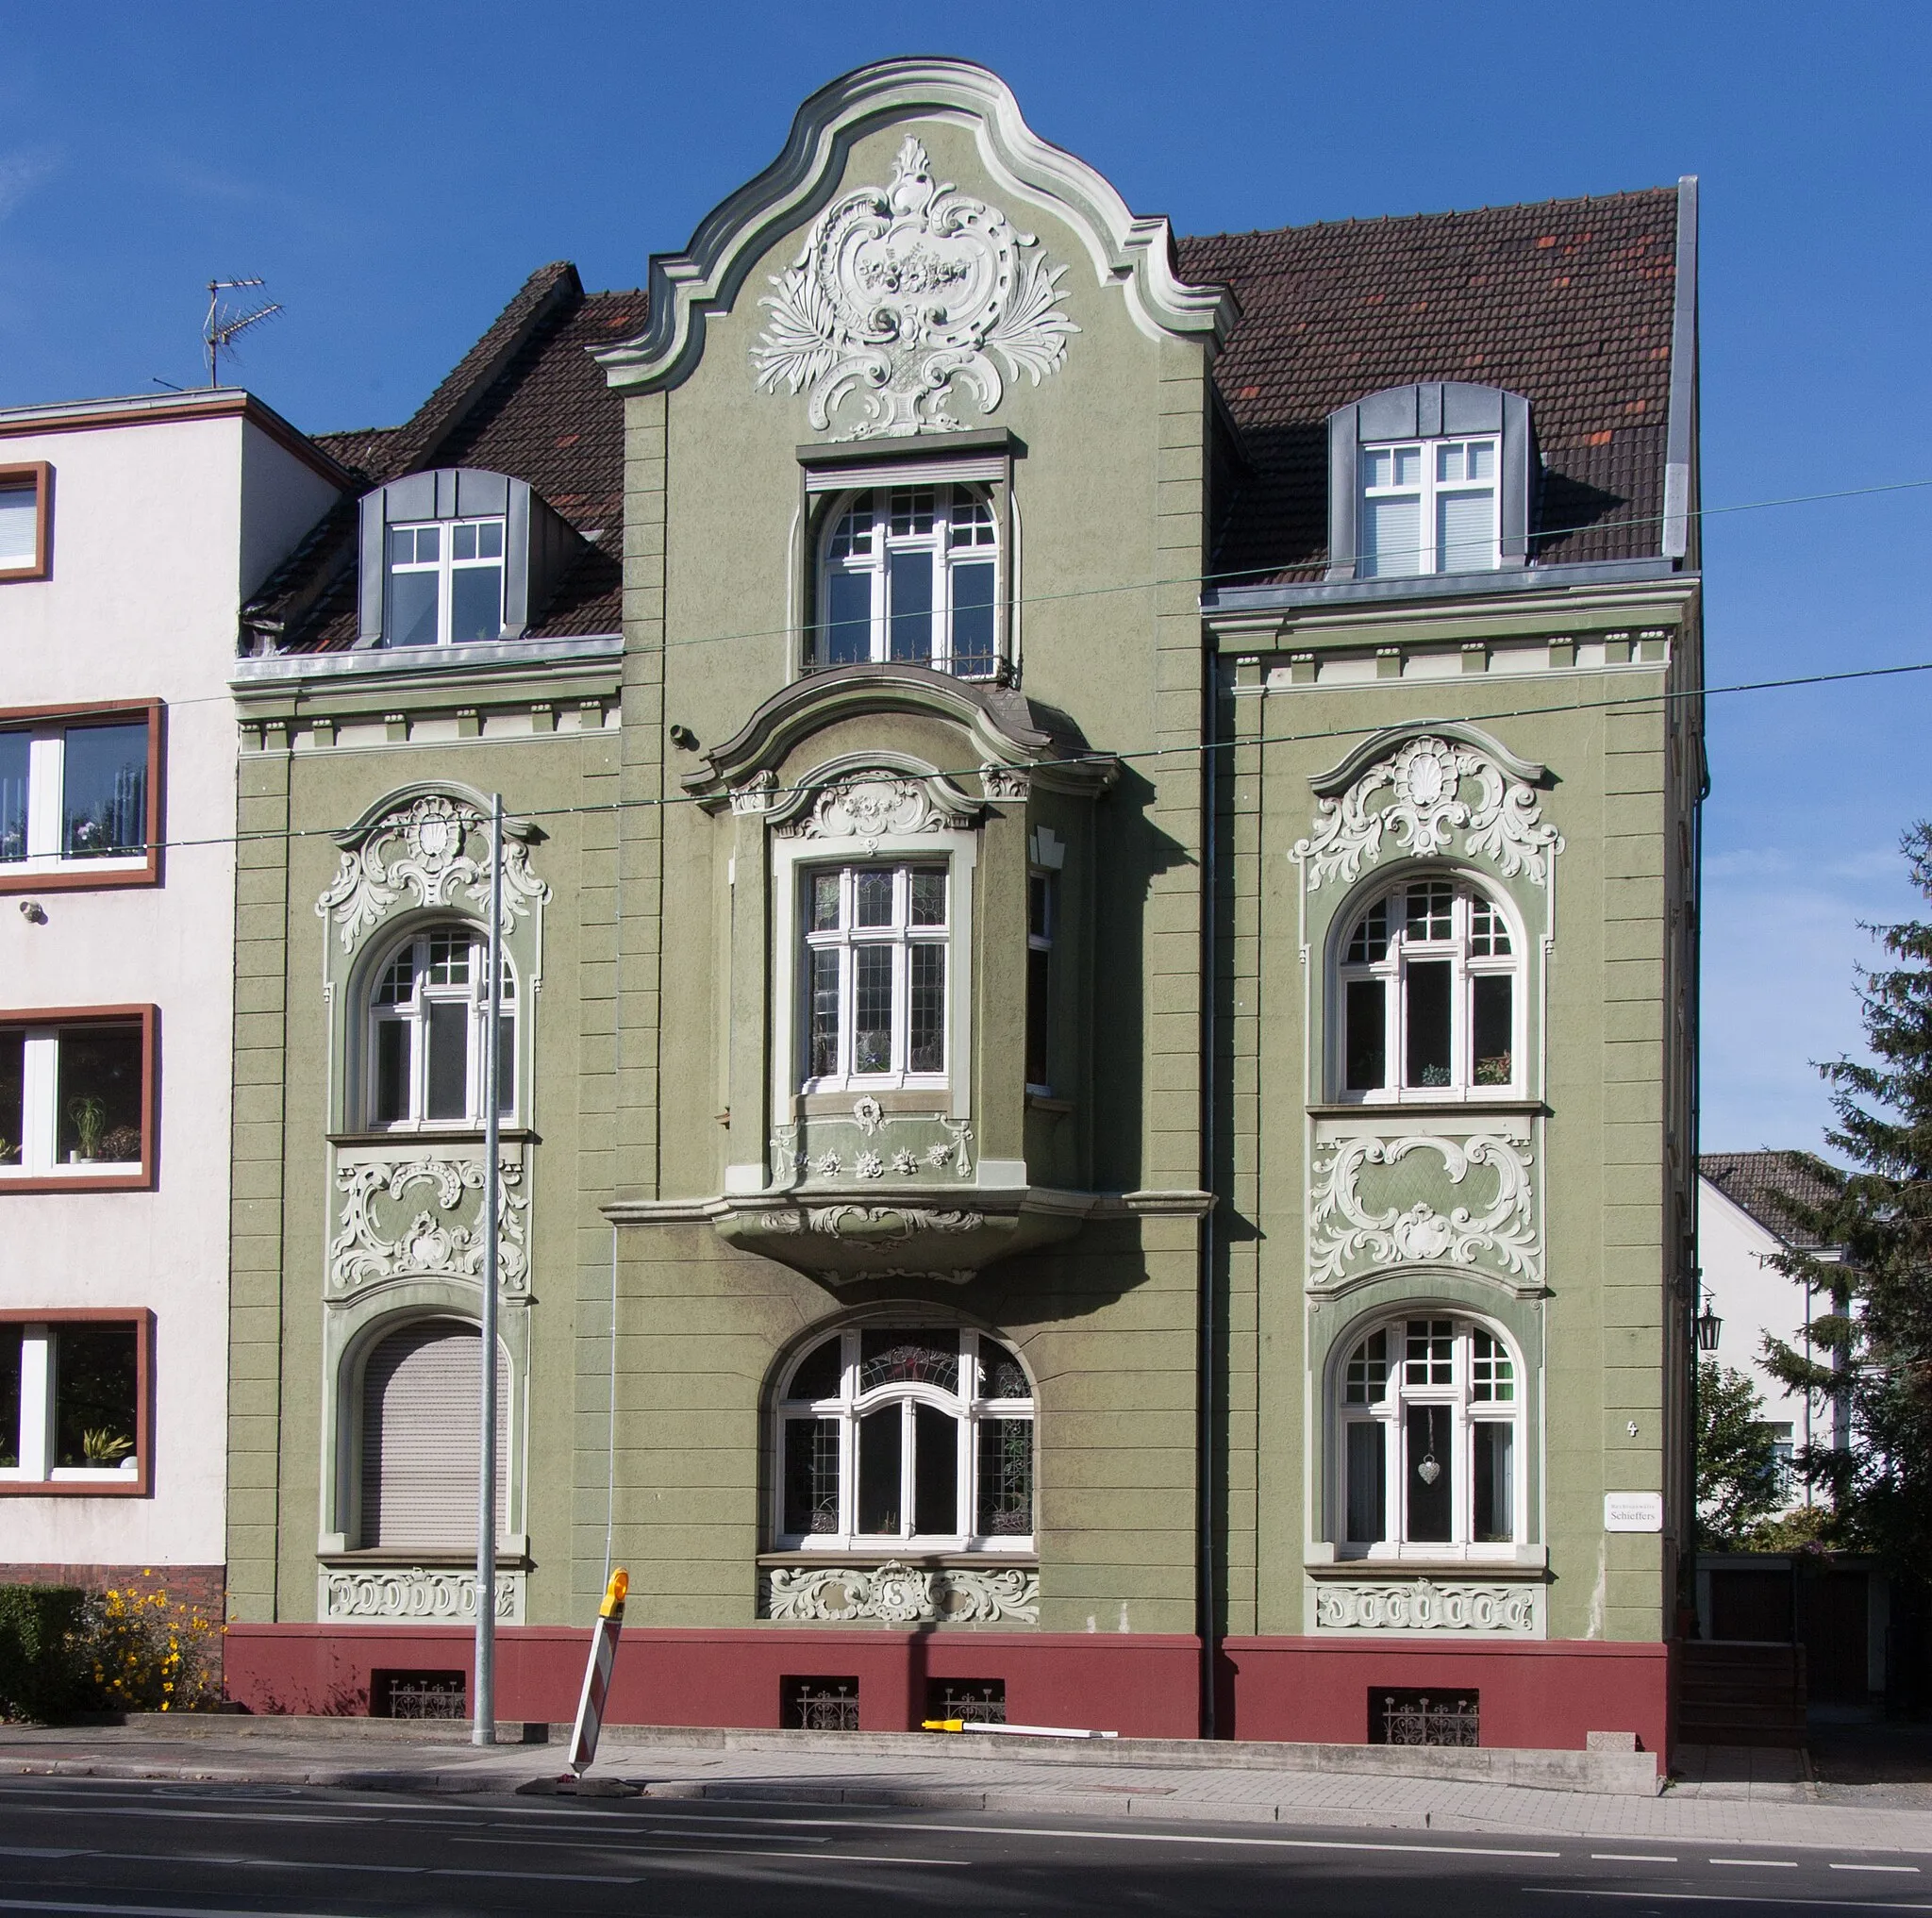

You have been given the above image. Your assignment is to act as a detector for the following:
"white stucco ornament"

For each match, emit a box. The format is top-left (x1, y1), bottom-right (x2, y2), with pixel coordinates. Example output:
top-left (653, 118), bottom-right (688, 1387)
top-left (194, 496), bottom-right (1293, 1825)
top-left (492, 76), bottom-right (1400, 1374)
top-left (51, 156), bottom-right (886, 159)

top-left (1292, 735), bottom-right (1563, 891)
top-left (752, 133), bottom-right (1079, 439)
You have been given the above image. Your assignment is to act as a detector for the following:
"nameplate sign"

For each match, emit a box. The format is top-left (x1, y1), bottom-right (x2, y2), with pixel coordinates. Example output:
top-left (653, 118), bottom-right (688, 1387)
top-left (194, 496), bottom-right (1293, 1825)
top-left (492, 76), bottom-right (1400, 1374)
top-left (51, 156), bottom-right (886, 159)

top-left (1604, 1491), bottom-right (1663, 1533)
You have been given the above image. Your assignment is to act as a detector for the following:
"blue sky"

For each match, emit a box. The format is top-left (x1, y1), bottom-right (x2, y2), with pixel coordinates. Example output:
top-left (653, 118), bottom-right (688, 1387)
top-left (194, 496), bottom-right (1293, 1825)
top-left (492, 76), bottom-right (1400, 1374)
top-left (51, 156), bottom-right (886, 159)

top-left (1, 1), bottom-right (1924, 1156)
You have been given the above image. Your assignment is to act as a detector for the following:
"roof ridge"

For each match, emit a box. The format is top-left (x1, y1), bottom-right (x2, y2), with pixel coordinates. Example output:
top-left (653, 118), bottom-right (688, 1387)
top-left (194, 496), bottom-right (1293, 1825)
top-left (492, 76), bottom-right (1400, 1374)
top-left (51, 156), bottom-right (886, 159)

top-left (1179, 184), bottom-right (1678, 251)
top-left (380, 259), bottom-right (584, 479)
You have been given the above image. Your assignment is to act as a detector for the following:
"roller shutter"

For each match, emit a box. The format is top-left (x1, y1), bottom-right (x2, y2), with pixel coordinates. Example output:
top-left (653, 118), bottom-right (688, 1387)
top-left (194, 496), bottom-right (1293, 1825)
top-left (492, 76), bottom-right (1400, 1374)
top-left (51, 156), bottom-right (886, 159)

top-left (360, 1322), bottom-right (508, 1548)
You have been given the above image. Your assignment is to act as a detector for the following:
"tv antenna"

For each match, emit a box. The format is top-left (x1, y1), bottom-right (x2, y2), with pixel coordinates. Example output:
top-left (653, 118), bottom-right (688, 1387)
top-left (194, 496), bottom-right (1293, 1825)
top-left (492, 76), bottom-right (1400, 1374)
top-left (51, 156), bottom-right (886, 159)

top-left (204, 277), bottom-right (282, 387)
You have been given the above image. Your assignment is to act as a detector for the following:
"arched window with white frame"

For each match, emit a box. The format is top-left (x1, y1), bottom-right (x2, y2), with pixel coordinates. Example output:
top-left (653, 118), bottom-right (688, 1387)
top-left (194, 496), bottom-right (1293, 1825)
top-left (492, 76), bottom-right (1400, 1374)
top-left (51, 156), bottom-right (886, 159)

top-left (1335, 1312), bottom-right (1522, 1558)
top-left (1335, 874), bottom-right (1520, 1099)
top-left (364, 924), bottom-right (516, 1128)
top-left (814, 484), bottom-right (999, 677)
top-left (773, 1325), bottom-right (1033, 1551)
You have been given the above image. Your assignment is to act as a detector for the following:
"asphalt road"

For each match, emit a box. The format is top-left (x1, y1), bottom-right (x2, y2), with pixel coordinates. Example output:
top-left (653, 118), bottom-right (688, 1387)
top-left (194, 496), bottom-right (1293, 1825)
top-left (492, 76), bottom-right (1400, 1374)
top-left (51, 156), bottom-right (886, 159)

top-left (0, 1777), bottom-right (1925, 1917)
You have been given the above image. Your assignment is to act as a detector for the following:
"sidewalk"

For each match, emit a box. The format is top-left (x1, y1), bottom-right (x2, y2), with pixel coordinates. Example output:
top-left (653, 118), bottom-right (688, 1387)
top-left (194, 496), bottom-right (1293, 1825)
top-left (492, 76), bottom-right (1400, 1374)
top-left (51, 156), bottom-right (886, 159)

top-left (4, 1718), bottom-right (1929, 1851)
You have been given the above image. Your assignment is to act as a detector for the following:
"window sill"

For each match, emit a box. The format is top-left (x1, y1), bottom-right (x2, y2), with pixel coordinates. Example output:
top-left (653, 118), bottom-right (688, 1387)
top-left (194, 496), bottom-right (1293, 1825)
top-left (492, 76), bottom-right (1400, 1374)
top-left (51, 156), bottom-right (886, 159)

top-left (1307, 1546), bottom-right (1547, 1576)
top-left (318, 1547), bottom-right (531, 1571)
top-left (0, 1166), bottom-right (153, 1193)
top-left (0, 858), bottom-right (158, 894)
top-left (1307, 1098), bottom-right (1547, 1119)
top-left (328, 1127), bottom-right (540, 1148)
top-left (760, 1548), bottom-right (1037, 1569)
top-left (0, 1470), bottom-right (149, 1497)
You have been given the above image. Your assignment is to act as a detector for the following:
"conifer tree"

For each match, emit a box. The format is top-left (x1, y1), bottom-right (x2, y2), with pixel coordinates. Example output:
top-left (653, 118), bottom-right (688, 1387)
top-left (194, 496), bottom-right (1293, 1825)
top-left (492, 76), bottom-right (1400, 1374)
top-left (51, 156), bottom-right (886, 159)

top-left (1759, 823), bottom-right (1932, 1574)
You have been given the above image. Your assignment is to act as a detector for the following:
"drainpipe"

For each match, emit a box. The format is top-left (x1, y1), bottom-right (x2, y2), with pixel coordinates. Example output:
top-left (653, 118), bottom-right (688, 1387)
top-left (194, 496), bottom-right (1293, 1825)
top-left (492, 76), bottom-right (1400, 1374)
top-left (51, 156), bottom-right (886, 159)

top-left (1198, 660), bottom-right (1221, 1739)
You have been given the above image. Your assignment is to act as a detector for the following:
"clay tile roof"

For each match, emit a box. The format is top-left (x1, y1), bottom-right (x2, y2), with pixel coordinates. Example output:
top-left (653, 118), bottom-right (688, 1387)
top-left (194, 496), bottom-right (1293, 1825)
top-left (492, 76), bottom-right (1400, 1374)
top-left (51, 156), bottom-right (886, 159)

top-left (1701, 1151), bottom-right (1841, 1248)
top-left (1176, 188), bottom-right (1681, 583)
top-left (248, 263), bottom-right (642, 651)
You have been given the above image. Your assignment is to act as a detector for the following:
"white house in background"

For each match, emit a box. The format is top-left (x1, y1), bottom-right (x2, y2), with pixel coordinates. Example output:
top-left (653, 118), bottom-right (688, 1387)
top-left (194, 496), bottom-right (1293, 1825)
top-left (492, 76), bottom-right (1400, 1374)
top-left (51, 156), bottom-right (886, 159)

top-left (0, 390), bottom-right (344, 1610)
top-left (1698, 1150), bottom-right (1846, 1500)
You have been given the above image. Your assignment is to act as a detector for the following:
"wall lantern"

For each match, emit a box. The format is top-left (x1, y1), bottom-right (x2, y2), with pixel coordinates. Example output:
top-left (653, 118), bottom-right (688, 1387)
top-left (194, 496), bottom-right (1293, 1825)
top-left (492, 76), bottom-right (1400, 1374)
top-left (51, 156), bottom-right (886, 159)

top-left (1693, 1300), bottom-right (1723, 1353)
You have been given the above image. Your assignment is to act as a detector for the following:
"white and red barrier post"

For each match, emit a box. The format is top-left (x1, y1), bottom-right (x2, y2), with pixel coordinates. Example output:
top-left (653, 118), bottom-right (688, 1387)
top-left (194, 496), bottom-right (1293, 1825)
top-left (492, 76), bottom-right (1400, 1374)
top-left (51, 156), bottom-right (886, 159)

top-left (567, 1568), bottom-right (629, 1776)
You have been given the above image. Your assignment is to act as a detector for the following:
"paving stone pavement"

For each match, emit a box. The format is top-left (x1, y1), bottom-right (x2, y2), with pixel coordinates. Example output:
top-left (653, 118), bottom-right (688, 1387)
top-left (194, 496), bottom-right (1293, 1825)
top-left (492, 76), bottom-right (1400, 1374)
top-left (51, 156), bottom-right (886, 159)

top-left (2, 1723), bottom-right (1927, 1854)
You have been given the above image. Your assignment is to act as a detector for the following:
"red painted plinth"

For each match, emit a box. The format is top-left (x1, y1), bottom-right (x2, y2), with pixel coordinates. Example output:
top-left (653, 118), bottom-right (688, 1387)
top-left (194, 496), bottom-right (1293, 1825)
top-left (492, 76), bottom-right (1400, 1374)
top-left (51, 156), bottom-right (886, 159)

top-left (224, 1625), bottom-right (1673, 1763)
top-left (1221, 1636), bottom-right (1674, 1764)
top-left (222, 1625), bottom-right (1203, 1738)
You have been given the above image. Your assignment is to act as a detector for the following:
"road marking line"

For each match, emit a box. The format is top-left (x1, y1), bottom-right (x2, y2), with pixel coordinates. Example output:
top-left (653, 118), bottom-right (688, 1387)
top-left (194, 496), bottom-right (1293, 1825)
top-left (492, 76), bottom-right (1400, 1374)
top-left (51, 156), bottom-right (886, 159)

top-left (1712, 1860), bottom-right (1801, 1868)
top-left (1592, 1856), bottom-right (1681, 1863)
top-left (1527, 1887), bottom-right (1932, 1910)
top-left (1833, 1868), bottom-right (1924, 1876)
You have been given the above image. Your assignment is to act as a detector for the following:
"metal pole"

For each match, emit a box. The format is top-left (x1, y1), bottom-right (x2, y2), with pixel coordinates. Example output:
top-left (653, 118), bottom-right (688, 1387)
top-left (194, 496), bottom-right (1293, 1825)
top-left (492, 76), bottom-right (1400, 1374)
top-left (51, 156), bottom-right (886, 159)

top-left (474, 794), bottom-right (506, 1746)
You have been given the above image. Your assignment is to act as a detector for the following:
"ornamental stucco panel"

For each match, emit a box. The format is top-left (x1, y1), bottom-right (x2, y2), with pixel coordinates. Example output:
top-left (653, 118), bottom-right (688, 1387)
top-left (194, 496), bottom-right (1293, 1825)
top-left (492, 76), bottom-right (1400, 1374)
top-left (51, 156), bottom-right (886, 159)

top-left (751, 133), bottom-right (1078, 441)
top-left (762, 1560), bottom-right (1039, 1625)
top-left (1307, 1122), bottom-right (1543, 1294)
top-left (1309, 1578), bottom-right (1545, 1637)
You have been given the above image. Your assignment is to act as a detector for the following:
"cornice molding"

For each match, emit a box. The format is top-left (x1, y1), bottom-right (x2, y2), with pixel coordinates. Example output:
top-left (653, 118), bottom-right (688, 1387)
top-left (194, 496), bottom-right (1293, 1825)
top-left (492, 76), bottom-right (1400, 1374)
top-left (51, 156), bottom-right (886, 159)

top-left (1309, 719), bottom-right (1546, 798)
top-left (683, 663), bottom-right (1117, 808)
top-left (596, 57), bottom-right (1233, 397)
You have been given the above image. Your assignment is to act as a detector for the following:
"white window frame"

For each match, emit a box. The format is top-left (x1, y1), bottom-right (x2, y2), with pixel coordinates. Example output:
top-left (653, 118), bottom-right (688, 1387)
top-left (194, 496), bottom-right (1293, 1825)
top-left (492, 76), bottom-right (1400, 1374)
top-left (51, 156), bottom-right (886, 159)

top-left (1334, 876), bottom-right (1522, 1103)
top-left (799, 862), bottom-right (950, 1094)
top-left (771, 827), bottom-right (976, 1124)
top-left (0, 1019), bottom-right (148, 1179)
top-left (1334, 1314), bottom-right (1524, 1561)
top-left (0, 1320), bottom-right (144, 1485)
top-left (815, 484), bottom-right (1001, 677)
top-left (1359, 436), bottom-right (1501, 577)
top-left (0, 717), bottom-right (152, 876)
top-left (772, 1325), bottom-right (1034, 1554)
top-left (385, 515), bottom-right (508, 647)
top-left (362, 926), bottom-right (516, 1131)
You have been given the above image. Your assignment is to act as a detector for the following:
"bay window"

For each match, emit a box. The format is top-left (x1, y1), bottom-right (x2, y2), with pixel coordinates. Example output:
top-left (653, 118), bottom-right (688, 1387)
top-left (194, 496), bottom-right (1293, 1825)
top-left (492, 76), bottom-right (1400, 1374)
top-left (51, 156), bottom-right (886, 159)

top-left (1337, 1315), bottom-right (1520, 1556)
top-left (1337, 876), bottom-right (1518, 1099)
top-left (802, 863), bottom-right (948, 1092)
top-left (774, 1326), bottom-right (1033, 1550)
top-left (365, 927), bottom-right (515, 1128)
top-left (0, 708), bottom-right (157, 882)
top-left (0, 1010), bottom-right (153, 1188)
top-left (815, 485), bottom-right (999, 676)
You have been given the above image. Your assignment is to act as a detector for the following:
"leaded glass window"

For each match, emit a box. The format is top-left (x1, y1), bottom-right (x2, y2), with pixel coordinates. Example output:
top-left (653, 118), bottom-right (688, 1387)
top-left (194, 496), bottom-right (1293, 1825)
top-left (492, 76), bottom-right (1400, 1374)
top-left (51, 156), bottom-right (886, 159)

top-left (799, 862), bottom-right (949, 1091)
top-left (774, 1326), bottom-right (1034, 1550)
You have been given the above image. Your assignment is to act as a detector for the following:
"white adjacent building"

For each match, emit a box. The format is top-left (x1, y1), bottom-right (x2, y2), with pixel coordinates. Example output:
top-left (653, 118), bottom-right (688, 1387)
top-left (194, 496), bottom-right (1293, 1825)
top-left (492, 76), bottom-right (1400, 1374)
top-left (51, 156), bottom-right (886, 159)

top-left (1698, 1150), bottom-right (1846, 1496)
top-left (0, 391), bottom-right (343, 1608)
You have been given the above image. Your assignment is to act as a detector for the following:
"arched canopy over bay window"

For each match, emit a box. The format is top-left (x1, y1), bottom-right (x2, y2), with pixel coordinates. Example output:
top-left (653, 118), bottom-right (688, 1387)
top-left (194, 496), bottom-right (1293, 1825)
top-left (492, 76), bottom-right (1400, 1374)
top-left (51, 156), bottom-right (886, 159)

top-left (1335, 1312), bottom-right (1522, 1558)
top-left (773, 1324), bottom-right (1033, 1551)
top-left (1334, 874), bottom-right (1521, 1100)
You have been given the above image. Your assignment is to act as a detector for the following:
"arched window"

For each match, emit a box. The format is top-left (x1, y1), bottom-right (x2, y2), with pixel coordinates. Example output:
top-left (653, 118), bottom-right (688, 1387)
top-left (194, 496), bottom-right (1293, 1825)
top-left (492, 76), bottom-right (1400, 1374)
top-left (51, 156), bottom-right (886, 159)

top-left (365, 926), bottom-right (515, 1127)
top-left (1335, 1313), bottom-right (1521, 1557)
top-left (814, 485), bottom-right (999, 677)
top-left (774, 1325), bottom-right (1033, 1550)
top-left (358, 1320), bottom-right (506, 1548)
top-left (1335, 876), bottom-right (1519, 1099)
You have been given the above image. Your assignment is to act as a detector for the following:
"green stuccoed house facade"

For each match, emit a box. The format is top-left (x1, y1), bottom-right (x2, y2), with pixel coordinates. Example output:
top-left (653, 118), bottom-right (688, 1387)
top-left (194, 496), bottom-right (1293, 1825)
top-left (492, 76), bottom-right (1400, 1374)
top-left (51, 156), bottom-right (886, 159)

top-left (224, 58), bottom-right (1703, 1762)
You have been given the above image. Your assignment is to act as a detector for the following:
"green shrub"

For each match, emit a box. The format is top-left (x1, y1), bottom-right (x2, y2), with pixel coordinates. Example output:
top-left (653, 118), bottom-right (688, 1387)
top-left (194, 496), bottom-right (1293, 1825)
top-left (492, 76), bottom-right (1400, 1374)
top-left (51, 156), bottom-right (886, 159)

top-left (0, 1586), bottom-right (84, 1722)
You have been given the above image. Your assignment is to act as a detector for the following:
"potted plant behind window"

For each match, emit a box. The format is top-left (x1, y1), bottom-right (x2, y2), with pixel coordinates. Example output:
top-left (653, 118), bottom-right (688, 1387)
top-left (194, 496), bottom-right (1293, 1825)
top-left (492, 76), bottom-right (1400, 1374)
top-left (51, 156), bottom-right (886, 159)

top-left (99, 1125), bottom-right (142, 1164)
top-left (82, 1427), bottom-right (134, 1469)
top-left (67, 1095), bottom-right (106, 1163)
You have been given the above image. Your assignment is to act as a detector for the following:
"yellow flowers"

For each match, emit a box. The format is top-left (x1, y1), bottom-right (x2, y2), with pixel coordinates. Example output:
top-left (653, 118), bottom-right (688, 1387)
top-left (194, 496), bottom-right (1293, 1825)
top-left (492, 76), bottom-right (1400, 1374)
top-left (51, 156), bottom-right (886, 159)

top-left (66, 1584), bottom-right (216, 1712)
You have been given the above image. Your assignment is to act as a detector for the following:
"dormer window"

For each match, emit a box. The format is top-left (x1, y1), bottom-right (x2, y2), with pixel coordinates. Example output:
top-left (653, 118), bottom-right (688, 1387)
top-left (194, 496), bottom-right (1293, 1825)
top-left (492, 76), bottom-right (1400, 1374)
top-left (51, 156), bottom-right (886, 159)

top-left (815, 485), bottom-right (999, 677)
top-left (387, 517), bottom-right (507, 646)
top-left (1359, 437), bottom-right (1500, 577)
top-left (356, 467), bottom-right (585, 649)
top-left (1327, 384), bottom-right (1532, 583)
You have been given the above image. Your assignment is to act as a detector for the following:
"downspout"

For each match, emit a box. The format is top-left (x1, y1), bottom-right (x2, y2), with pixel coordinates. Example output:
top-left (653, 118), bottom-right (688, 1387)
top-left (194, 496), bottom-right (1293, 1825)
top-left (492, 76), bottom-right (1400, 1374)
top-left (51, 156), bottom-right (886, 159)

top-left (1199, 656), bottom-right (1221, 1739)
top-left (1666, 175), bottom-right (1706, 1634)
